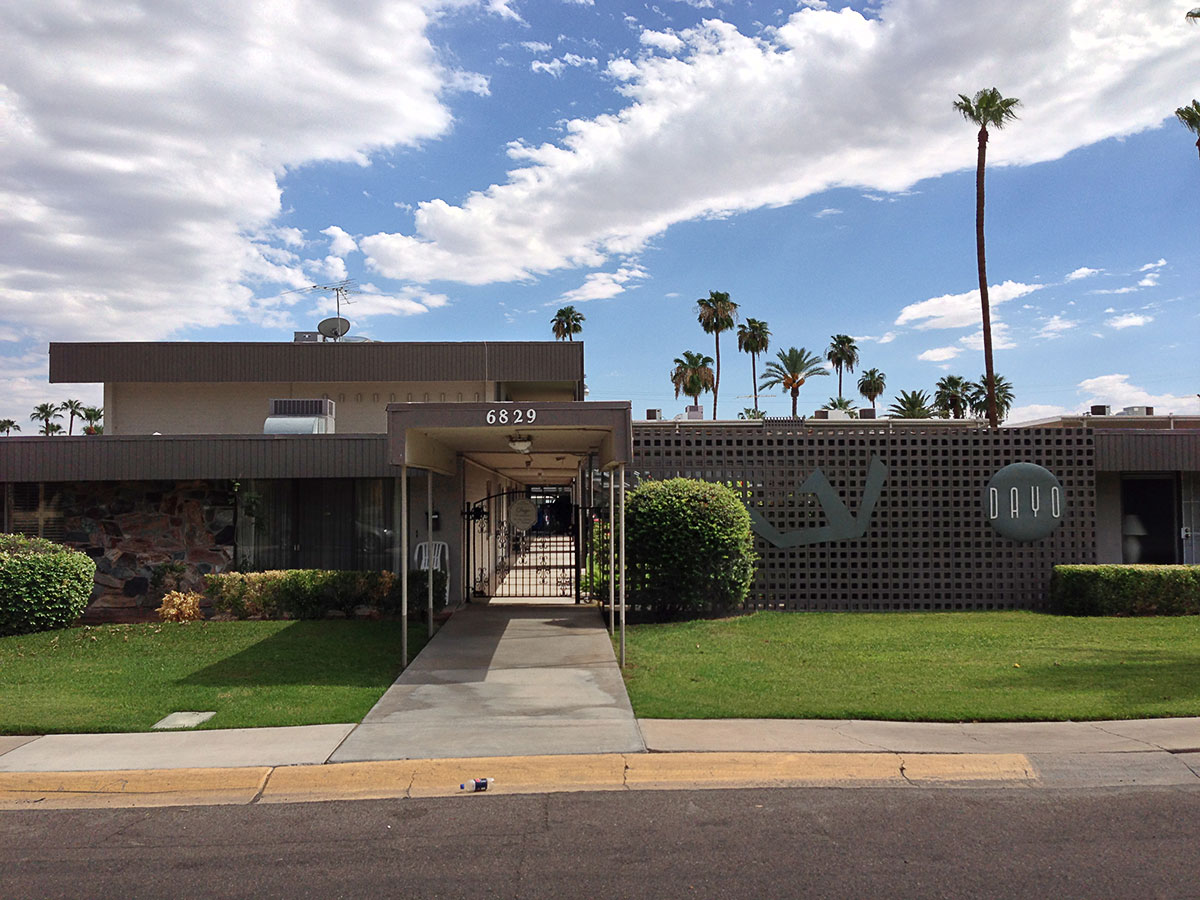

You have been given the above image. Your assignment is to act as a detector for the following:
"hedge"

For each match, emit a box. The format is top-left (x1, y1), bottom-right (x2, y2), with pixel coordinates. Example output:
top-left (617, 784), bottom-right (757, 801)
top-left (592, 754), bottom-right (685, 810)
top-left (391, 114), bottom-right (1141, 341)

top-left (1050, 565), bottom-right (1200, 616)
top-left (205, 568), bottom-right (449, 620)
top-left (625, 478), bottom-right (757, 620)
top-left (0, 534), bottom-right (96, 636)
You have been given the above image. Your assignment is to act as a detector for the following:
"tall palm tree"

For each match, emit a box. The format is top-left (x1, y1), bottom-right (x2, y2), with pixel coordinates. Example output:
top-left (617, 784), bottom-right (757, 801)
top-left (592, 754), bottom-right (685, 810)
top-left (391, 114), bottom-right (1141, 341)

top-left (0, 419), bottom-right (19, 436)
top-left (82, 406), bottom-right (104, 435)
top-left (825, 334), bottom-right (859, 400)
top-left (1176, 100), bottom-right (1200, 163)
top-left (888, 390), bottom-right (934, 419)
top-left (856, 368), bottom-right (887, 411)
top-left (696, 290), bottom-right (738, 419)
top-left (934, 375), bottom-right (972, 419)
top-left (969, 374), bottom-right (1015, 423)
top-left (550, 306), bottom-right (585, 341)
top-left (41, 422), bottom-right (64, 436)
top-left (60, 398), bottom-right (84, 435)
top-left (30, 402), bottom-right (61, 435)
top-left (759, 347), bottom-right (829, 418)
top-left (670, 351), bottom-right (715, 410)
top-left (736, 318), bottom-right (771, 413)
top-left (954, 87), bottom-right (1020, 429)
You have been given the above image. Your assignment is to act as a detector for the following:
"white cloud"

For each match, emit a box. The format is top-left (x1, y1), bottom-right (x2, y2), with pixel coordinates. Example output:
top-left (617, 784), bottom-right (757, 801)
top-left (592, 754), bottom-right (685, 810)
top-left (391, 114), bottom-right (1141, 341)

top-left (319, 284), bottom-right (448, 319)
top-left (895, 281), bottom-right (1042, 330)
top-left (1138, 273), bottom-right (1159, 287)
top-left (1065, 266), bottom-right (1100, 281)
top-left (556, 265), bottom-right (647, 304)
top-left (957, 322), bottom-right (1015, 352)
top-left (531, 54), bottom-right (597, 77)
top-left (1077, 374), bottom-right (1200, 414)
top-left (322, 226), bottom-right (359, 258)
top-left (1107, 312), bottom-right (1153, 328)
top-left (521, 41), bottom-right (553, 53)
top-left (918, 346), bottom-right (962, 362)
top-left (362, 2), bottom-right (1197, 287)
top-left (1139, 258), bottom-right (1167, 271)
top-left (1091, 286), bottom-right (1140, 295)
top-left (640, 30), bottom-right (686, 54)
top-left (1036, 313), bottom-right (1077, 339)
top-left (876, 331), bottom-right (897, 344)
top-left (814, 207), bottom-right (843, 218)
top-left (1007, 403), bottom-right (1073, 424)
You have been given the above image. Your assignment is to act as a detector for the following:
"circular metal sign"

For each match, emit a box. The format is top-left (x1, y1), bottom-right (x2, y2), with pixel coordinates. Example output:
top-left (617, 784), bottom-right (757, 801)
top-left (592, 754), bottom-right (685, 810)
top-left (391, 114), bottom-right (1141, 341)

top-left (509, 499), bottom-right (538, 532)
top-left (985, 463), bottom-right (1064, 542)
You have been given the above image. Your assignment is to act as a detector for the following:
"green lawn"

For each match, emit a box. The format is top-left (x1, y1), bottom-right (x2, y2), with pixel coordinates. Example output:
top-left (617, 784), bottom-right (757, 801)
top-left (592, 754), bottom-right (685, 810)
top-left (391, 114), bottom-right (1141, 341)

top-left (0, 620), bottom-right (427, 735)
top-left (618, 611), bottom-right (1200, 722)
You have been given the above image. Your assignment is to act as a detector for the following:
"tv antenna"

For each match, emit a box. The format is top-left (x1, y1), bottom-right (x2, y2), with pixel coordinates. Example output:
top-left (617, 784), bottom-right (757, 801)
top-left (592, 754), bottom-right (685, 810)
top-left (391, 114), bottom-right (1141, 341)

top-left (282, 279), bottom-right (360, 342)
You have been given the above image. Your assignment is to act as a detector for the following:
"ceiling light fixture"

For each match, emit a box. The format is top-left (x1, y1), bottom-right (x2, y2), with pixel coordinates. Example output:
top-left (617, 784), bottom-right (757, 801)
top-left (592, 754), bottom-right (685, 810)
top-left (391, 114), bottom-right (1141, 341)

top-left (508, 435), bottom-right (533, 454)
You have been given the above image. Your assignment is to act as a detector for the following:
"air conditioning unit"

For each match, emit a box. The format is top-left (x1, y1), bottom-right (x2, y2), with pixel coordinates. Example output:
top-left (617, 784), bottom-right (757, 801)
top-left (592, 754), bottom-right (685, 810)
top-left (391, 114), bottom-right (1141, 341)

top-left (826, 409), bottom-right (852, 421)
top-left (812, 409), bottom-right (829, 420)
top-left (293, 331), bottom-right (321, 343)
top-left (1117, 406), bottom-right (1153, 417)
top-left (859, 408), bottom-right (877, 419)
top-left (264, 398), bottom-right (336, 434)
top-left (685, 405), bottom-right (704, 420)
top-left (646, 409), bottom-right (663, 420)
top-left (1089, 405), bottom-right (1111, 416)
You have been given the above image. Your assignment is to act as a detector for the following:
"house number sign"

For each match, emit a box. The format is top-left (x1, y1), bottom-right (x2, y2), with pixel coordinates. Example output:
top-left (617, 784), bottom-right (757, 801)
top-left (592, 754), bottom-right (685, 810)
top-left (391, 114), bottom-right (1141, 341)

top-left (485, 408), bottom-right (537, 424)
top-left (985, 462), bottom-right (1064, 542)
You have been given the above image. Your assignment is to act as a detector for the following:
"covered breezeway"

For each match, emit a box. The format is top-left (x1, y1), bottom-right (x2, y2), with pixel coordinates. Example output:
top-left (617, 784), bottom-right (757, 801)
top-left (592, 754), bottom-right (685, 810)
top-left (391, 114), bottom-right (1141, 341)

top-left (386, 401), bottom-right (633, 667)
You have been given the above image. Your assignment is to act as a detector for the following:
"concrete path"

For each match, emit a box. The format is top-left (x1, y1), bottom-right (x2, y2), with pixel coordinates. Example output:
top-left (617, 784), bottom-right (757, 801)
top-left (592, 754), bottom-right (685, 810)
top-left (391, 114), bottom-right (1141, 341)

top-left (329, 602), bottom-right (646, 761)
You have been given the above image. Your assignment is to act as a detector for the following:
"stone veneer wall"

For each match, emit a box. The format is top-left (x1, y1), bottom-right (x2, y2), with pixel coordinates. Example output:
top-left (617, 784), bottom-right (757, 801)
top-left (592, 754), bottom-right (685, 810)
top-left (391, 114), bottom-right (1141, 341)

top-left (59, 480), bottom-right (235, 617)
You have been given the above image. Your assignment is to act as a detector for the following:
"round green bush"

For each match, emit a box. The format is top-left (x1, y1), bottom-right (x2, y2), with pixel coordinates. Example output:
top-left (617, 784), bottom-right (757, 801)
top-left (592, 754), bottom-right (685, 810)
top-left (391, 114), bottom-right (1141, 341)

top-left (0, 534), bottom-right (96, 636)
top-left (625, 478), bottom-right (756, 620)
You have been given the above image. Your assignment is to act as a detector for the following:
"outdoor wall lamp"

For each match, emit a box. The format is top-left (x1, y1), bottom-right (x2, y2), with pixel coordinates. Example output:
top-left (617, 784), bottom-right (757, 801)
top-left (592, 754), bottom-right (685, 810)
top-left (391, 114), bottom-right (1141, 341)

top-left (508, 435), bottom-right (533, 453)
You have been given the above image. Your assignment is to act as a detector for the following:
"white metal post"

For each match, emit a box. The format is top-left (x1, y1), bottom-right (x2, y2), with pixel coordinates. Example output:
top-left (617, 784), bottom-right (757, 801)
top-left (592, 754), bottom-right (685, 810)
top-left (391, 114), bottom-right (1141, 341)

top-left (427, 469), bottom-right (435, 634)
top-left (618, 463), bottom-right (626, 667)
top-left (608, 469), bottom-right (614, 636)
top-left (401, 464), bottom-right (408, 669)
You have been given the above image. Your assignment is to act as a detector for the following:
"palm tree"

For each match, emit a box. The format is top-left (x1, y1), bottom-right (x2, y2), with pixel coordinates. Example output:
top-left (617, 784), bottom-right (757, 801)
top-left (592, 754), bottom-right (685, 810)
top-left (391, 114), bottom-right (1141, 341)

top-left (934, 375), bottom-right (973, 419)
top-left (670, 351), bottom-right (715, 410)
top-left (759, 347), bottom-right (829, 418)
top-left (30, 402), bottom-right (62, 435)
top-left (550, 306), bottom-right (585, 341)
top-left (0, 419), bottom-right (19, 436)
top-left (41, 422), bottom-right (64, 436)
top-left (696, 290), bottom-right (738, 419)
top-left (954, 87), bottom-right (1020, 429)
top-left (856, 368), bottom-right (887, 412)
top-left (888, 390), bottom-right (935, 419)
top-left (60, 398), bottom-right (84, 435)
top-left (1176, 100), bottom-right (1200, 163)
top-left (1189, 8), bottom-right (1200, 21)
top-left (736, 318), bottom-right (771, 413)
top-left (82, 406), bottom-right (104, 435)
top-left (969, 374), bottom-right (1015, 423)
top-left (825, 334), bottom-right (859, 400)
top-left (821, 397), bottom-right (858, 417)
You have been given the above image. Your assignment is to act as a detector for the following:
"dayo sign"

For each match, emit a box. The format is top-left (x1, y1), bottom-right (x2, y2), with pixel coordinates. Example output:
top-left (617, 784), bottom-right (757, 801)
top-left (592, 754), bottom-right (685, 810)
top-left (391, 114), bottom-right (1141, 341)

top-left (985, 462), bottom-right (1064, 542)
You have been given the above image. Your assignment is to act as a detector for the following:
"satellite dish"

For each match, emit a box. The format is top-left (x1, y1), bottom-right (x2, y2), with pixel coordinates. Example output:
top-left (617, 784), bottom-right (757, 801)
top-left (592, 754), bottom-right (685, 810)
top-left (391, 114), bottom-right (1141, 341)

top-left (318, 317), bottom-right (351, 340)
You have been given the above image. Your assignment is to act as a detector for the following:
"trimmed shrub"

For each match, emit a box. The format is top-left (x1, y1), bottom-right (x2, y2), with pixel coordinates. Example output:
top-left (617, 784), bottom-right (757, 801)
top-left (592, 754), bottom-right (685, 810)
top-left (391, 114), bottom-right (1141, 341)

top-left (205, 569), bottom-right (449, 620)
top-left (0, 534), bottom-right (96, 636)
top-left (625, 478), bottom-right (757, 620)
top-left (1050, 565), bottom-right (1200, 616)
top-left (157, 590), bottom-right (205, 622)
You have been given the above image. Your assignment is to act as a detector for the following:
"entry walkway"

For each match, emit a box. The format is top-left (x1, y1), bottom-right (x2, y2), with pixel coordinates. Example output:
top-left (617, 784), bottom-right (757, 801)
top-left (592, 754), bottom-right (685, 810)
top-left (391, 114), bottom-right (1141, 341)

top-left (330, 602), bottom-right (646, 761)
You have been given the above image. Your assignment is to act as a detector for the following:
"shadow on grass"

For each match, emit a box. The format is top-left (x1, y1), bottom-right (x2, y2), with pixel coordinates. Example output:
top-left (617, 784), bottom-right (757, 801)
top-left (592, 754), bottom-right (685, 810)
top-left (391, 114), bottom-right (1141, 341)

top-left (180, 620), bottom-right (425, 689)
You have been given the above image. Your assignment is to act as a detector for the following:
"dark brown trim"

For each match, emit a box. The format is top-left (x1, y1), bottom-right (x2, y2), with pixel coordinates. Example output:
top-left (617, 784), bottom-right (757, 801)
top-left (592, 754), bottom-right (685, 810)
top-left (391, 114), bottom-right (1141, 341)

top-left (1095, 430), bottom-right (1200, 472)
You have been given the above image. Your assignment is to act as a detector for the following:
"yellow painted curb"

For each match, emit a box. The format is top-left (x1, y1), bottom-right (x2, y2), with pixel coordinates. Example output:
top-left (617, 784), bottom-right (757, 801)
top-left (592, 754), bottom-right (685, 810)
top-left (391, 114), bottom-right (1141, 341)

top-left (625, 752), bottom-right (908, 789)
top-left (901, 753), bottom-right (1033, 783)
top-left (0, 767), bottom-right (270, 810)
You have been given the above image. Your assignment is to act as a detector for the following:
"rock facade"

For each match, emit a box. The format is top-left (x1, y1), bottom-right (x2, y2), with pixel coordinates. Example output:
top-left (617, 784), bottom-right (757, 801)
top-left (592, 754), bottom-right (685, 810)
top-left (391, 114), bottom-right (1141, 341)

top-left (59, 480), bottom-right (235, 617)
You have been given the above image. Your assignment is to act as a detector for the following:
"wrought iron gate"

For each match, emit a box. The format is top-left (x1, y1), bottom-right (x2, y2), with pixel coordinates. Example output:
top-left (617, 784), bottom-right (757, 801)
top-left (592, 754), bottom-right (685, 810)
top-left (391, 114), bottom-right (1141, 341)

top-left (465, 489), bottom-right (584, 601)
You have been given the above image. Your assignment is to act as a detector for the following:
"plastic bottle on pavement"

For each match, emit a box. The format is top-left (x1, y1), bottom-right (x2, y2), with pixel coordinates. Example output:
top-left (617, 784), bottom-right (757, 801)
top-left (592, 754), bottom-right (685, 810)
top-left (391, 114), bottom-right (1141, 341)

top-left (460, 778), bottom-right (493, 792)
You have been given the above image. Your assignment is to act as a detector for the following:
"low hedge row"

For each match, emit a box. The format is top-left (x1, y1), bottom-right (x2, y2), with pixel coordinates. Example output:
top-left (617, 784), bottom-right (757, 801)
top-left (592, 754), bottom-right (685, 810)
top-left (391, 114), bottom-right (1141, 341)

top-left (0, 534), bottom-right (96, 636)
top-left (204, 568), bottom-right (448, 620)
top-left (1050, 565), bottom-right (1200, 616)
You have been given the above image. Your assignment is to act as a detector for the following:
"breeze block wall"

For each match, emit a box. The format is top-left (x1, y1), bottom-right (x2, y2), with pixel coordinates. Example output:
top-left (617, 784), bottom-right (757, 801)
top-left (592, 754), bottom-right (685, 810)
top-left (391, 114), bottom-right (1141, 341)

top-left (630, 422), bottom-right (1097, 611)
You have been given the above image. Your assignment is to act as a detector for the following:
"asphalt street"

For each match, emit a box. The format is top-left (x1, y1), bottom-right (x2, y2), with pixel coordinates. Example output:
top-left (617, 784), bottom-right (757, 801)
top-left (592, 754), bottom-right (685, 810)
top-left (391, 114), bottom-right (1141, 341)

top-left (3, 785), bottom-right (1199, 899)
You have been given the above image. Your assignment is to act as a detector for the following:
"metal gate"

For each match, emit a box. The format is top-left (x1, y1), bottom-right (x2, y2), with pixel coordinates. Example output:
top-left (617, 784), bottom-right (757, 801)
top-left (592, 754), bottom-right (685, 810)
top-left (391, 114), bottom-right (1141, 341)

top-left (465, 489), bottom-right (583, 601)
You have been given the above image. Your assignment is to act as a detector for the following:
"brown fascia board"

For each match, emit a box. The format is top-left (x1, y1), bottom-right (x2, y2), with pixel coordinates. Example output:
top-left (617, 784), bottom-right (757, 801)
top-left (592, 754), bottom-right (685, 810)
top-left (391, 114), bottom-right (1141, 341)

top-left (49, 341), bottom-right (585, 386)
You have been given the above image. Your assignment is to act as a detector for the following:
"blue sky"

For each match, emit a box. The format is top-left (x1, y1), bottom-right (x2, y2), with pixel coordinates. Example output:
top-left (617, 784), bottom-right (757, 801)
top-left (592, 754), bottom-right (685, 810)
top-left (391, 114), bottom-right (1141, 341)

top-left (2, 0), bottom-right (1198, 429)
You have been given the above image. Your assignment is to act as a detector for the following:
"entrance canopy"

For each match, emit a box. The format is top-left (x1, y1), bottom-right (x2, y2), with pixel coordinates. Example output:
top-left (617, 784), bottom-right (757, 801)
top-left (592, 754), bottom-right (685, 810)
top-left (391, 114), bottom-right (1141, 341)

top-left (386, 401), bottom-right (632, 484)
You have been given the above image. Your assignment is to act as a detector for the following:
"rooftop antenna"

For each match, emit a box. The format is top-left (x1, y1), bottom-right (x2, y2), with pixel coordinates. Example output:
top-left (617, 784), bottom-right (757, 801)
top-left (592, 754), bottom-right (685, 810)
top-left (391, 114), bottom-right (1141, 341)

top-left (282, 279), bottom-right (360, 342)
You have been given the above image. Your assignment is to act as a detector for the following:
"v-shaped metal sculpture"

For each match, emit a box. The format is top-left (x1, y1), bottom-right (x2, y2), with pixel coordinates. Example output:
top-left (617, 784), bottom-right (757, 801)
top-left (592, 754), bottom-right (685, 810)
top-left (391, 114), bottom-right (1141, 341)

top-left (746, 456), bottom-right (888, 548)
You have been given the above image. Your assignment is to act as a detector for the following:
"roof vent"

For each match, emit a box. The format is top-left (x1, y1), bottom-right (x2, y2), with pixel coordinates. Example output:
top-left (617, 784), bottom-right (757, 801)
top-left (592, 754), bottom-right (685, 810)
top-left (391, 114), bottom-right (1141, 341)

top-left (265, 398), bottom-right (336, 434)
top-left (293, 331), bottom-right (321, 343)
top-left (270, 398), bottom-right (335, 417)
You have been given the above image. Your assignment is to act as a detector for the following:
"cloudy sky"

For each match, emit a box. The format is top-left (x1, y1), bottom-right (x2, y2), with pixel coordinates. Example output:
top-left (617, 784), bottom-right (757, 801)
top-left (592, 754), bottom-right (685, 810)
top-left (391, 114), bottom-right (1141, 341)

top-left (2, 0), bottom-right (1198, 428)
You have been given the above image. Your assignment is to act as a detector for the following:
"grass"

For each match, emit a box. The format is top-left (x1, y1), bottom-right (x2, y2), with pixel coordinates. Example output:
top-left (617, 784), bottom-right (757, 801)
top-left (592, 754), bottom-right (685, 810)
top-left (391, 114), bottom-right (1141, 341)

top-left (0, 620), bottom-right (428, 735)
top-left (618, 611), bottom-right (1200, 722)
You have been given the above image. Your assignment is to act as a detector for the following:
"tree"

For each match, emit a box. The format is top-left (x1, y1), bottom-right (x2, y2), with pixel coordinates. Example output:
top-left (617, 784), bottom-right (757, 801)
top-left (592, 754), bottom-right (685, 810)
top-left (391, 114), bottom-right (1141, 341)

top-left (30, 403), bottom-right (61, 435)
top-left (0, 419), bottom-right (19, 436)
top-left (695, 290), bottom-right (738, 419)
top-left (934, 375), bottom-right (973, 419)
top-left (857, 368), bottom-right (887, 411)
top-left (1189, 8), bottom-right (1200, 21)
top-left (968, 374), bottom-right (1015, 423)
top-left (954, 87), bottom-right (1020, 429)
top-left (821, 396), bottom-right (858, 417)
top-left (888, 390), bottom-right (934, 419)
top-left (736, 318), bottom-right (771, 413)
top-left (1176, 100), bottom-right (1200, 164)
top-left (759, 347), bottom-right (829, 418)
top-left (738, 407), bottom-right (766, 420)
top-left (550, 306), bottom-right (585, 341)
top-left (41, 422), bottom-right (64, 436)
top-left (60, 398), bottom-right (84, 435)
top-left (670, 350), bottom-right (715, 410)
top-left (825, 334), bottom-right (859, 400)
top-left (82, 406), bottom-right (104, 435)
